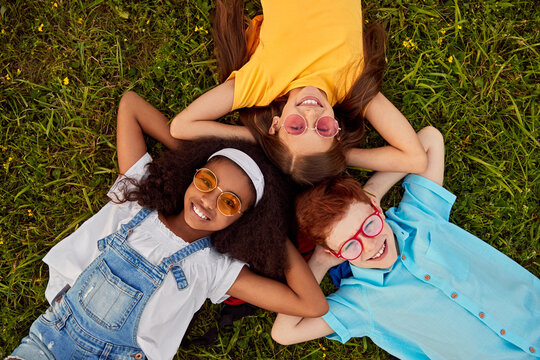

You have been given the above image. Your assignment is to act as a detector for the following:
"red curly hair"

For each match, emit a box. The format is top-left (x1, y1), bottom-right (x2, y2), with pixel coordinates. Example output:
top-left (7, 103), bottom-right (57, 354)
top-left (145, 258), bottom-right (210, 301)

top-left (296, 175), bottom-right (370, 248)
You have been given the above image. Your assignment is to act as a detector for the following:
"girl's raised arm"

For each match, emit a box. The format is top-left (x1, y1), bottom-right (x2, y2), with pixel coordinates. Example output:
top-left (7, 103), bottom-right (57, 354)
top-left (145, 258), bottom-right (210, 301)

top-left (116, 91), bottom-right (182, 173)
top-left (346, 92), bottom-right (428, 173)
top-left (226, 239), bottom-right (328, 318)
top-left (363, 126), bottom-right (445, 201)
top-left (170, 79), bottom-right (256, 142)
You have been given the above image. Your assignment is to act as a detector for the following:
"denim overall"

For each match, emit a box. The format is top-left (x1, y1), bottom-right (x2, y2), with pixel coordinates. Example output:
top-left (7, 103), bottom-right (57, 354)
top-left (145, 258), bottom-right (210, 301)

top-left (10, 208), bottom-right (211, 360)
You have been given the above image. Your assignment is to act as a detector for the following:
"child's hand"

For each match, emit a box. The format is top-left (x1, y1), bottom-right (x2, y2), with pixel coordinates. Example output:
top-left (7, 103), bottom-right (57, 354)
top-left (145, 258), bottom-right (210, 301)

top-left (310, 245), bottom-right (346, 270)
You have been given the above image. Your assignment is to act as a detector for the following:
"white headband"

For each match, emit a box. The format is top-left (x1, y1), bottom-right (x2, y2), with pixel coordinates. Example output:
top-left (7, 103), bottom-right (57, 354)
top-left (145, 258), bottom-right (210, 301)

top-left (208, 148), bottom-right (265, 206)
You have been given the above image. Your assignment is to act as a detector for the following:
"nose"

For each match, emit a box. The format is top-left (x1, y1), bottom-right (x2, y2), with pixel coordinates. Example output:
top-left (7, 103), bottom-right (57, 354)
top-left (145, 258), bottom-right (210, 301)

top-left (300, 106), bottom-right (324, 121)
top-left (200, 190), bottom-right (218, 211)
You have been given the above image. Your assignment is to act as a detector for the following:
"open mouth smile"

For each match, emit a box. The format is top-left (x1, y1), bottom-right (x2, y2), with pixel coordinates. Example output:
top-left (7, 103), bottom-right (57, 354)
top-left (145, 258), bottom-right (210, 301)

top-left (368, 240), bottom-right (387, 260)
top-left (297, 96), bottom-right (322, 107)
top-left (192, 203), bottom-right (210, 221)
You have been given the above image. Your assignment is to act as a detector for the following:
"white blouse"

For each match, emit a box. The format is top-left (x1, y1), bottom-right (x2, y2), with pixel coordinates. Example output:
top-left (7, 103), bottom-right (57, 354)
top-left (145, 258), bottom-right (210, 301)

top-left (43, 153), bottom-right (246, 360)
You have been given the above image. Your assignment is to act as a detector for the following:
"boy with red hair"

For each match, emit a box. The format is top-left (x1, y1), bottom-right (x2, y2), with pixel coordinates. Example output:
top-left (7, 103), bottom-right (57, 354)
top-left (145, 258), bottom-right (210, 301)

top-left (272, 126), bottom-right (539, 359)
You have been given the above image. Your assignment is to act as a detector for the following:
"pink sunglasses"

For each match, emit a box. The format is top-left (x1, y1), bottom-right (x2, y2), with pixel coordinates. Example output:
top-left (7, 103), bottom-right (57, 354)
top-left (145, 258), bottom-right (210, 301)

top-left (281, 114), bottom-right (341, 138)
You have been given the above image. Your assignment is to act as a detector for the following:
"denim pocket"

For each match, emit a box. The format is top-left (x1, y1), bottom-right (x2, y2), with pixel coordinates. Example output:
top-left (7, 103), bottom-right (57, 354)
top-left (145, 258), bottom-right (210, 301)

top-left (78, 259), bottom-right (142, 330)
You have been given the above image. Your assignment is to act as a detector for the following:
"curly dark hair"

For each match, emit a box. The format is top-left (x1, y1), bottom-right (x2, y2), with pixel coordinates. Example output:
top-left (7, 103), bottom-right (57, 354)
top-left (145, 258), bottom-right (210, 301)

top-left (114, 138), bottom-right (295, 280)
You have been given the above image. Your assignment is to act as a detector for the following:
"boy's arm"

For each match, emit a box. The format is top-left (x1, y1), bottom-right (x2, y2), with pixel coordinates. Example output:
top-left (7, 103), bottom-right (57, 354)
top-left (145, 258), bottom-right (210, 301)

top-left (169, 79), bottom-right (256, 142)
top-left (226, 239), bottom-right (328, 318)
top-left (346, 92), bottom-right (428, 173)
top-left (271, 246), bottom-right (341, 345)
top-left (363, 126), bottom-right (445, 201)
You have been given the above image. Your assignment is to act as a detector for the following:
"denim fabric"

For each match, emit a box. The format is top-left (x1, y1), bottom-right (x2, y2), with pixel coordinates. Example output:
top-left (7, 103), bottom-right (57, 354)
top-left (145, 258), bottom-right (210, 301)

top-left (10, 208), bottom-right (211, 360)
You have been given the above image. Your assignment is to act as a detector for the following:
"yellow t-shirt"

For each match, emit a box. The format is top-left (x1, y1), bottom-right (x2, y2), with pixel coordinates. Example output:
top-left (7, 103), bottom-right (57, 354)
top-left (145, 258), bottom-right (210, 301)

top-left (228, 0), bottom-right (364, 110)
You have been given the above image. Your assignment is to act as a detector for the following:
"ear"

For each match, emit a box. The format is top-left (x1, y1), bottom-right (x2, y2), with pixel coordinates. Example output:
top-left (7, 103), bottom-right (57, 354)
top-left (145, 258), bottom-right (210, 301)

top-left (268, 116), bottom-right (280, 135)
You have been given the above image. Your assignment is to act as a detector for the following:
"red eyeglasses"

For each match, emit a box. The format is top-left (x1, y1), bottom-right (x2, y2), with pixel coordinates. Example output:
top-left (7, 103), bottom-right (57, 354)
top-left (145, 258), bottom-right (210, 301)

top-left (329, 199), bottom-right (383, 260)
top-left (281, 114), bottom-right (341, 138)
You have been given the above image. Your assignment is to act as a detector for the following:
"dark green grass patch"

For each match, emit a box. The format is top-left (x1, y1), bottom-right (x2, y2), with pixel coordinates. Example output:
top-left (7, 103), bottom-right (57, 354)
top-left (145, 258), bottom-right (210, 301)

top-left (1, 0), bottom-right (538, 358)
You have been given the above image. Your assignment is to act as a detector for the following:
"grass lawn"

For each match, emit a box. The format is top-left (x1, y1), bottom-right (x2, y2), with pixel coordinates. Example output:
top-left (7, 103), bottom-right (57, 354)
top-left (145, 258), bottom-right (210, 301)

top-left (0, 0), bottom-right (538, 358)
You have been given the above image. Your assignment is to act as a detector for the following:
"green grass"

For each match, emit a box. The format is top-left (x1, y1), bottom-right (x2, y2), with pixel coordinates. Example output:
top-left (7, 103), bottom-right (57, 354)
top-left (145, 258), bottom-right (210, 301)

top-left (1, 0), bottom-right (538, 358)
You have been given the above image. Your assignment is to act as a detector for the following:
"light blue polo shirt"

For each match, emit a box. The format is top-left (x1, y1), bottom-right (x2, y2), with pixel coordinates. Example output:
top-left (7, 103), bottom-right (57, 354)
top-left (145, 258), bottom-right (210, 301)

top-left (322, 174), bottom-right (540, 360)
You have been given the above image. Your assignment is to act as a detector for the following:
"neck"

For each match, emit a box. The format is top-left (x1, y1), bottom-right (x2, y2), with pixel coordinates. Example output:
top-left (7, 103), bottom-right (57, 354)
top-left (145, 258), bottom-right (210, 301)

top-left (159, 211), bottom-right (212, 243)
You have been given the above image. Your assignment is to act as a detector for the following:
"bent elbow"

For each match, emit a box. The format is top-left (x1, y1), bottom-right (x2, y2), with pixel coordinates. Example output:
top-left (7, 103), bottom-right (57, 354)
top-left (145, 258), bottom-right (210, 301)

top-left (169, 114), bottom-right (193, 140)
top-left (302, 299), bottom-right (329, 318)
top-left (271, 327), bottom-right (296, 346)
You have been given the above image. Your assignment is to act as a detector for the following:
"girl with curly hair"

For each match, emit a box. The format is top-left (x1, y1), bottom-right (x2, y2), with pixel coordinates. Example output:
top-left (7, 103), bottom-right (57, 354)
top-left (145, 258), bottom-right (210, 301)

top-left (8, 92), bottom-right (327, 360)
top-left (169, 0), bottom-right (427, 184)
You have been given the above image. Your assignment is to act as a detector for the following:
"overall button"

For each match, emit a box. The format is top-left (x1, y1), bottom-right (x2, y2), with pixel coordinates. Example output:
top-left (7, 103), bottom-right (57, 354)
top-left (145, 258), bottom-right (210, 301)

top-left (530, 347), bottom-right (536, 353)
top-left (500, 329), bottom-right (506, 335)
top-left (132, 353), bottom-right (143, 359)
top-left (479, 312), bottom-right (485, 319)
top-left (451, 292), bottom-right (458, 299)
top-left (401, 255), bottom-right (406, 260)
top-left (424, 274), bottom-right (430, 281)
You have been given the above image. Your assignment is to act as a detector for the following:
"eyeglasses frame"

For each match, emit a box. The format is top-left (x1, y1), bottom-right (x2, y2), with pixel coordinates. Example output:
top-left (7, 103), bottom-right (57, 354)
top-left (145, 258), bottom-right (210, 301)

top-left (281, 113), bottom-right (341, 138)
top-left (193, 168), bottom-right (243, 216)
top-left (329, 198), bottom-right (383, 260)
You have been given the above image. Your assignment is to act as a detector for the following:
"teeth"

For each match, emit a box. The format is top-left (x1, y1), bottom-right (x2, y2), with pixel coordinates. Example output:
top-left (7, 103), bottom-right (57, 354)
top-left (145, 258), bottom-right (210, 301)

top-left (300, 99), bottom-right (319, 106)
top-left (370, 241), bottom-right (386, 260)
top-left (193, 204), bottom-right (209, 220)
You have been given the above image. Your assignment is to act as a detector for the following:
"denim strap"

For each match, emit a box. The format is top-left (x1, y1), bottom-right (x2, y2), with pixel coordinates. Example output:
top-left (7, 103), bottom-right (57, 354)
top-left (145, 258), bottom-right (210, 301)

top-left (97, 208), bottom-right (152, 250)
top-left (162, 237), bottom-right (212, 290)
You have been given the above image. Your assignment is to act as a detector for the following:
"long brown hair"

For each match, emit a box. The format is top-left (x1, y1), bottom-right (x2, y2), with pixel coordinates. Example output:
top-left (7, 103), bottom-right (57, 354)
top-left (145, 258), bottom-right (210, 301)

top-left (213, 0), bottom-right (387, 184)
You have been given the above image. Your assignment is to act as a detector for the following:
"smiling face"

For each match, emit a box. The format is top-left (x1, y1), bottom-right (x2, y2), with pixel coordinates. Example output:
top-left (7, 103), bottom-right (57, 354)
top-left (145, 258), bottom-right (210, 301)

top-left (183, 158), bottom-right (255, 235)
top-left (269, 86), bottom-right (337, 157)
top-left (326, 201), bottom-right (398, 269)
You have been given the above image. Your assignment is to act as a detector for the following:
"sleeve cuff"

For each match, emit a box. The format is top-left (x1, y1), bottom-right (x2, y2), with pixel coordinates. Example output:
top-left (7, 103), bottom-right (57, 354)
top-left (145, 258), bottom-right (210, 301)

top-left (322, 311), bottom-right (352, 344)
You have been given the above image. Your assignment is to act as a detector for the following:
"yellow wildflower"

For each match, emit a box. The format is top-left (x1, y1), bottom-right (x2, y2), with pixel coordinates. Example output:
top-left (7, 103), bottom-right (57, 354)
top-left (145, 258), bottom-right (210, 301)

top-left (146, 19), bottom-right (150, 25)
top-left (402, 39), bottom-right (418, 50)
top-left (5, 73), bottom-right (11, 81)
top-left (17, 68), bottom-right (21, 74)
top-left (38, 23), bottom-right (44, 32)
top-left (124, 38), bottom-right (127, 42)
top-left (440, 29), bottom-right (446, 34)
top-left (1, 29), bottom-right (5, 34)
top-left (0, 238), bottom-right (3, 245)
top-left (194, 25), bottom-right (208, 34)
top-left (448, 56), bottom-right (453, 63)
top-left (53, 2), bottom-right (58, 7)
top-left (28, 209), bottom-right (34, 217)
top-left (323, 354), bottom-right (326, 358)
top-left (8, 157), bottom-right (12, 161)
top-left (457, 25), bottom-right (462, 30)
top-left (77, 17), bottom-right (84, 25)
top-left (63, 77), bottom-right (69, 85)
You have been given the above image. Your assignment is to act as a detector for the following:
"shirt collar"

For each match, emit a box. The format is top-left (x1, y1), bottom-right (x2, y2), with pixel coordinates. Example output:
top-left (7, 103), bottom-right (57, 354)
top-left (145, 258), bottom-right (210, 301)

top-left (348, 234), bottom-right (400, 287)
top-left (350, 262), bottom-right (391, 286)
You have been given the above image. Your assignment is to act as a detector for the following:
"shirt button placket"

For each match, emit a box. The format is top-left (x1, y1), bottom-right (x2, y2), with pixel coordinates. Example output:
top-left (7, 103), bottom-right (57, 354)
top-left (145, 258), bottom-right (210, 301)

top-left (479, 312), bottom-right (485, 319)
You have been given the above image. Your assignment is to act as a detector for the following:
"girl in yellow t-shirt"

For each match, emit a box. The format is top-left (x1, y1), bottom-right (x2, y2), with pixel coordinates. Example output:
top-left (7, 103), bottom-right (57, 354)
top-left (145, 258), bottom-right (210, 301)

top-left (170, 0), bottom-right (427, 184)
